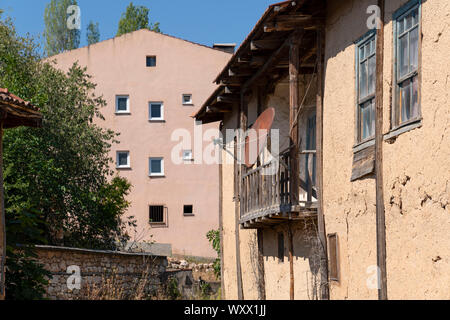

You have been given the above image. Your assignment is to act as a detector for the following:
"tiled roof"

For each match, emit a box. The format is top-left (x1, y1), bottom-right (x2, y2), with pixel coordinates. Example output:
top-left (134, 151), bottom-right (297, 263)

top-left (0, 88), bottom-right (39, 112)
top-left (0, 88), bottom-right (42, 128)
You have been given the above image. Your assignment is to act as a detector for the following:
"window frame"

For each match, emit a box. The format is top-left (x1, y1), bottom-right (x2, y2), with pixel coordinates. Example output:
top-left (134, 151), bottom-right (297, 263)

top-left (146, 56), bottom-right (156, 67)
top-left (182, 94), bottom-right (193, 106)
top-left (148, 102), bottom-right (164, 121)
top-left (392, 0), bottom-right (422, 130)
top-left (182, 149), bottom-right (193, 161)
top-left (183, 205), bottom-right (194, 216)
top-left (327, 233), bottom-right (340, 282)
top-left (149, 157), bottom-right (164, 177)
top-left (115, 95), bottom-right (130, 114)
top-left (354, 30), bottom-right (377, 145)
top-left (149, 205), bottom-right (166, 226)
top-left (116, 151), bottom-right (130, 169)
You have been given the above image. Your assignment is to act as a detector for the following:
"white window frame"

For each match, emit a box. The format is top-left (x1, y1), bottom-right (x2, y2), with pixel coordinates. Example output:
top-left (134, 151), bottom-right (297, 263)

top-left (149, 102), bottom-right (164, 121)
top-left (116, 151), bottom-right (130, 169)
top-left (182, 94), bottom-right (193, 105)
top-left (182, 149), bottom-right (193, 161)
top-left (149, 157), bottom-right (164, 177)
top-left (115, 95), bottom-right (130, 114)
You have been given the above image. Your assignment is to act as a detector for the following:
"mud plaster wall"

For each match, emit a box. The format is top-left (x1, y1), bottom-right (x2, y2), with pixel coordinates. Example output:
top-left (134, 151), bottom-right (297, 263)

top-left (324, 0), bottom-right (449, 300)
top-left (220, 78), bottom-right (321, 300)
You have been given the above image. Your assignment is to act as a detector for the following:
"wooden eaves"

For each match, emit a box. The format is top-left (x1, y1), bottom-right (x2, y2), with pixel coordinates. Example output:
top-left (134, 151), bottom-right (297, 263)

top-left (0, 89), bottom-right (42, 128)
top-left (193, 0), bottom-right (325, 124)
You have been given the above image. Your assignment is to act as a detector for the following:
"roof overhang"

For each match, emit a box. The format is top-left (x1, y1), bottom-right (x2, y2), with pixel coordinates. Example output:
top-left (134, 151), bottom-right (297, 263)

top-left (194, 0), bottom-right (325, 124)
top-left (0, 89), bottom-right (42, 129)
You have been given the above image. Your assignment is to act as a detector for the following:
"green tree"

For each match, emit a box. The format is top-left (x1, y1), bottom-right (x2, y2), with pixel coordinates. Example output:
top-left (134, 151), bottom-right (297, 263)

top-left (44, 0), bottom-right (80, 56)
top-left (0, 18), bottom-right (134, 298)
top-left (86, 21), bottom-right (100, 45)
top-left (116, 2), bottom-right (160, 37)
top-left (206, 230), bottom-right (221, 280)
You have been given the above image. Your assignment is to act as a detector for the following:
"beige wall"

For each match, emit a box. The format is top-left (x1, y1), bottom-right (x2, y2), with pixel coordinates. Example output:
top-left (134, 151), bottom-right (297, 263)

top-left (50, 30), bottom-right (231, 258)
top-left (323, 0), bottom-right (450, 299)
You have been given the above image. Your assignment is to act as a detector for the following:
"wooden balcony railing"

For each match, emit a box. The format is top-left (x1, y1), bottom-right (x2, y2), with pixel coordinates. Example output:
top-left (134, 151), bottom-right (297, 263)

top-left (240, 150), bottom-right (317, 225)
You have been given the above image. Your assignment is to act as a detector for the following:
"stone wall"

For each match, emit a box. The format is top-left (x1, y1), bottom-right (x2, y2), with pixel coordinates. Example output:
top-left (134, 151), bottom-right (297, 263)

top-left (35, 245), bottom-right (168, 300)
top-left (167, 257), bottom-right (217, 282)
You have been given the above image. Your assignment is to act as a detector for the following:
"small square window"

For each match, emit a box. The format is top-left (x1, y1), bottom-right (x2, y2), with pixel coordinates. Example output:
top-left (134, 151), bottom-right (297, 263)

top-left (116, 95), bottom-right (130, 114)
top-left (182, 94), bottom-right (193, 105)
top-left (149, 157), bottom-right (164, 176)
top-left (146, 56), bottom-right (156, 67)
top-left (149, 102), bottom-right (164, 121)
top-left (183, 205), bottom-right (194, 216)
top-left (116, 151), bottom-right (130, 169)
top-left (182, 150), bottom-right (193, 161)
top-left (149, 205), bottom-right (165, 224)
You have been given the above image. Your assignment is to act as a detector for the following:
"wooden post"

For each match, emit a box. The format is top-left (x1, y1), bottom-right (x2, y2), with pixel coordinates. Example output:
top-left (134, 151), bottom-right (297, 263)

top-left (257, 229), bottom-right (266, 300)
top-left (316, 28), bottom-right (330, 300)
top-left (288, 32), bottom-right (303, 301)
top-left (218, 153), bottom-right (226, 300)
top-left (0, 122), bottom-right (5, 300)
top-left (375, 0), bottom-right (388, 300)
top-left (288, 223), bottom-right (294, 300)
top-left (235, 91), bottom-right (247, 300)
top-left (256, 86), bottom-right (266, 301)
top-left (289, 36), bottom-right (301, 207)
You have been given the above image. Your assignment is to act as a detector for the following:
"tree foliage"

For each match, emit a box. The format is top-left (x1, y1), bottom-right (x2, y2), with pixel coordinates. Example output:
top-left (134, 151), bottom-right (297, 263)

top-left (206, 230), bottom-right (221, 280)
top-left (116, 2), bottom-right (160, 37)
top-left (86, 21), bottom-right (100, 45)
top-left (44, 0), bottom-right (80, 56)
top-left (0, 17), bottom-right (134, 298)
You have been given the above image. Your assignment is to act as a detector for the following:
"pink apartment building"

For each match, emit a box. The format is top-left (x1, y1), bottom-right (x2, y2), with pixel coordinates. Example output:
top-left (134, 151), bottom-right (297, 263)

top-left (51, 29), bottom-right (232, 258)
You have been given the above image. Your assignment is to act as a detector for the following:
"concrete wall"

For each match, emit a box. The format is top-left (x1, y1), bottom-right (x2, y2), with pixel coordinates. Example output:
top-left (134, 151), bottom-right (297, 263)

top-left (35, 245), bottom-right (167, 300)
top-left (323, 0), bottom-right (450, 299)
top-left (49, 30), bottom-right (231, 258)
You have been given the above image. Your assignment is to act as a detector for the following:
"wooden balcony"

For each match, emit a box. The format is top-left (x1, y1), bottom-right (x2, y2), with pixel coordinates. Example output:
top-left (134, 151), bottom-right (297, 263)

top-left (240, 150), bottom-right (318, 229)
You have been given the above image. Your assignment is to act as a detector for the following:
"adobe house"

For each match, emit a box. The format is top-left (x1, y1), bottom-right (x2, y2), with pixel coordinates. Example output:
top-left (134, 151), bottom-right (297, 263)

top-left (0, 88), bottom-right (42, 300)
top-left (50, 30), bottom-right (233, 258)
top-left (195, 0), bottom-right (449, 300)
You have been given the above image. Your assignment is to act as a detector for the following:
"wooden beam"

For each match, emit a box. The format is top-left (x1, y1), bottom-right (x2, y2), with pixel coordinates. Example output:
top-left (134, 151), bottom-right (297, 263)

top-left (264, 18), bottom-right (324, 33)
top-left (316, 28), bottom-right (330, 300)
top-left (206, 105), bottom-right (232, 113)
top-left (375, 0), bottom-right (388, 301)
top-left (243, 30), bottom-right (304, 92)
top-left (271, 14), bottom-right (314, 24)
top-left (257, 229), bottom-right (266, 300)
top-left (229, 67), bottom-right (255, 77)
top-left (288, 223), bottom-right (294, 300)
top-left (289, 36), bottom-right (301, 208)
top-left (218, 150), bottom-right (226, 300)
top-left (217, 95), bottom-right (240, 104)
top-left (251, 39), bottom-right (284, 51)
top-left (236, 92), bottom-right (247, 300)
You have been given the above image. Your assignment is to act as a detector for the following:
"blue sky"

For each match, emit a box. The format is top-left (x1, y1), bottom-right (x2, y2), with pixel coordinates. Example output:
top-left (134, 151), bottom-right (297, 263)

top-left (1, 0), bottom-right (276, 51)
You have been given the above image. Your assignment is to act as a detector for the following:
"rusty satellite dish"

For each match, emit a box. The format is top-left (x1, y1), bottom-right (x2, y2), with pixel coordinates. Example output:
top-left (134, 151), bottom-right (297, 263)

top-left (244, 107), bottom-right (275, 168)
